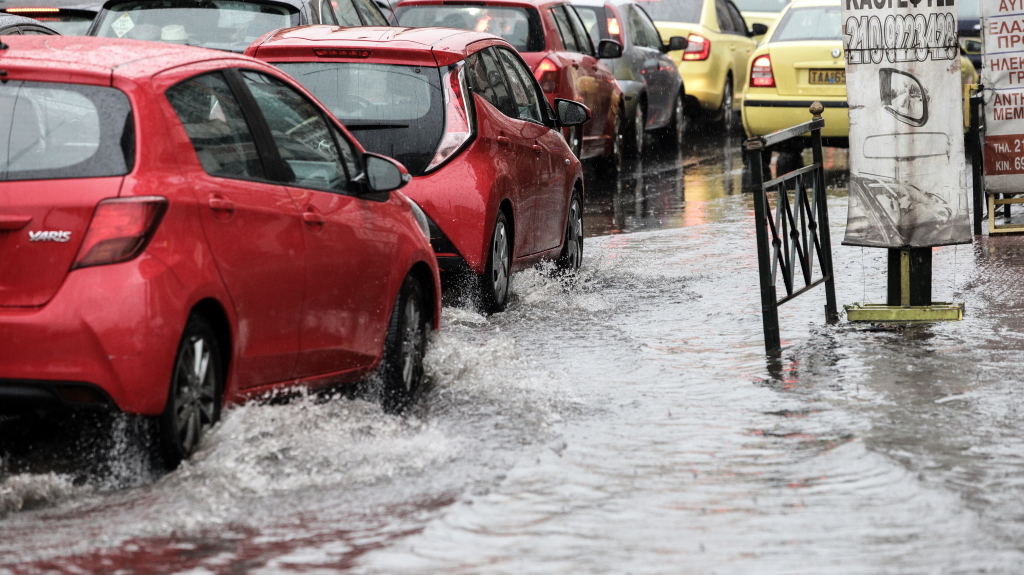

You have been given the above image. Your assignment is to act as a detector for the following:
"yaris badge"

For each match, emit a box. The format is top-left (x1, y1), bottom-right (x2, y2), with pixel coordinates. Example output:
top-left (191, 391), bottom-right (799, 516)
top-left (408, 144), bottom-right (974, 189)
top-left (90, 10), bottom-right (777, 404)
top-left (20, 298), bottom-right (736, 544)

top-left (29, 230), bottom-right (71, 242)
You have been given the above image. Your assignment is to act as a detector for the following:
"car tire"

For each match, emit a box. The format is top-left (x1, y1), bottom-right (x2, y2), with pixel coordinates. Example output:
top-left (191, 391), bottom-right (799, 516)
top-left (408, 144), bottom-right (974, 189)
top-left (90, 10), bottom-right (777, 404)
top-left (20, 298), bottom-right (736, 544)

top-left (479, 211), bottom-right (511, 313)
top-left (380, 274), bottom-right (430, 414)
top-left (595, 106), bottom-right (624, 175)
top-left (557, 190), bottom-right (583, 272)
top-left (566, 126), bottom-right (583, 159)
top-left (716, 76), bottom-right (734, 130)
top-left (157, 314), bottom-right (222, 469)
top-left (624, 100), bottom-right (645, 158)
top-left (658, 91), bottom-right (687, 149)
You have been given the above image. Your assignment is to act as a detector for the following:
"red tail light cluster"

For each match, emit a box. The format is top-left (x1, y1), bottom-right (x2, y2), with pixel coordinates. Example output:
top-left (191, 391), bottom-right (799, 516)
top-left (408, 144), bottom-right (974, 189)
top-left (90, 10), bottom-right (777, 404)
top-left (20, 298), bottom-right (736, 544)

top-left (683, 34), bottom-right (710, 61)
top-left (750, 55), bottom-right (775, 87)
top-left (314, 49), bottom-right (371, 58)
top-left (535, 58), bottom-right (560, 93)
top-left (426, 62), bottom-right (473, 172)
top-left (72, 196), bottom-right (167, 270)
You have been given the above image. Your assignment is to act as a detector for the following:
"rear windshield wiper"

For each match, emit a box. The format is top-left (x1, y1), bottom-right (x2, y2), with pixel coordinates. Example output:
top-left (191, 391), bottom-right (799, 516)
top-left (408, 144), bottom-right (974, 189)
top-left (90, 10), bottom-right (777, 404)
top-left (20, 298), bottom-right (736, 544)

top-left (341, 121), bottom-right (411, 130)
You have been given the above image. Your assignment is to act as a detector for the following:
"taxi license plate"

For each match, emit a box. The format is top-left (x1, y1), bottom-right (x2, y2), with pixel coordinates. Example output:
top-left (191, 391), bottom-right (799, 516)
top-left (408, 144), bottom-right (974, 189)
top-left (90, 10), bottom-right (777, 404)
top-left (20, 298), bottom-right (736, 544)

top-left (809, 69), bottom-right (845, 84)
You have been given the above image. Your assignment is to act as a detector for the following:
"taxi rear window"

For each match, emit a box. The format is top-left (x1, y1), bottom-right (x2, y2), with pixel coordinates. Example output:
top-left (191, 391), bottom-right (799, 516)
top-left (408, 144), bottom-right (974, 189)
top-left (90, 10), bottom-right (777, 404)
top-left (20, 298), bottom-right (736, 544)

top-left (0, 81), bottom-right (134, 182)
top-left (770, 6), bottom-right (842, 42)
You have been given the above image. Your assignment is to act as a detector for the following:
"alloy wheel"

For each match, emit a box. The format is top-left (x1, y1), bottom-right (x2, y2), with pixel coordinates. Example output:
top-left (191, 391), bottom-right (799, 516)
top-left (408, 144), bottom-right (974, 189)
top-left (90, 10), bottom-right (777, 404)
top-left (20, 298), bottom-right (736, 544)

top-left (559, 195), bottom-right (583, 271)
top-left (491, 220), bottom-right (510, 301)
top-left (634, 103), bottom-right (645, 154)
top-left (399, 293), bottom-right (425, 392)
top-left (170, 331), bottom-right (216, 459)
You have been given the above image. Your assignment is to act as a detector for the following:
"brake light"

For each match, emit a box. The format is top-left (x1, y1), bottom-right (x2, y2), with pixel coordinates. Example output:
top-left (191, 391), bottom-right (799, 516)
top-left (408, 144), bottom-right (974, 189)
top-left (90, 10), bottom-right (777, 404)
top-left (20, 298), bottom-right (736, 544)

top-left (535, 58), bottom-right (560, 94)
top-left (683, 34), bottom-right (710, 61)
top-left (314, 49), bottom-right (371, 58)
top-left (607, 17), bottom-right (620, 37)
top-left (4, 7), bottom-right (60, 12)
top-left (72, 197), bottom-right (168, 270)
top-left (426, 63), bottom-right (472, 172)
top-left (750, 55), bottom-right (775, 87)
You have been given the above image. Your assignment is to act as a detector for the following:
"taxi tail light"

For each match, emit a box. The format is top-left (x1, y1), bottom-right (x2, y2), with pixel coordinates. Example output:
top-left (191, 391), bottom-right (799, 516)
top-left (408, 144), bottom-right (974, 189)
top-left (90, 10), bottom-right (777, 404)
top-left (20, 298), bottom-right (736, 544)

top-left (72, 197), bottom-right (168, 270)
top-left (426, 63), bottom-right (472, 172)
top-left (750, 55), bottom-right (775, 87)
top-left (535, 58), bottom-right (560, 93)
top-left (683, 34), bottom-right (710, 61)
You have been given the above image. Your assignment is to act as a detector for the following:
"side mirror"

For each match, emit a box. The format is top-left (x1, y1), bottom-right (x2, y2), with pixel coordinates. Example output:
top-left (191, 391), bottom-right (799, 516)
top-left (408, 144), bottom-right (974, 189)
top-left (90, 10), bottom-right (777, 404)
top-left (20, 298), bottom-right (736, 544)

top-left (879, 68), bottom-right (928, 127)
top-left (598, 39), bottom-right (623, 59)
top-left (750, 23), bottom-right (769, 36)
top-left (554, 98), bottom-right (590, 127)
top-left (363, 153), bottom-right (410, 194)
top-left (661, 35), bottom-right (688, 53)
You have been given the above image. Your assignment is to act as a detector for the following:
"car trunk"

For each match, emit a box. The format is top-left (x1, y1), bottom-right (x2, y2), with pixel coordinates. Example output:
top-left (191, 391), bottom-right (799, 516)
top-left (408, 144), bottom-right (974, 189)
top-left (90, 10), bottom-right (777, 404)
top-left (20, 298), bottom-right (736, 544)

top-left (0, 80), bottom-right (134, 307)
top-left (0, 178), bottom-right (125, 307)
top-left (770, 42), bottom-right (845, 98)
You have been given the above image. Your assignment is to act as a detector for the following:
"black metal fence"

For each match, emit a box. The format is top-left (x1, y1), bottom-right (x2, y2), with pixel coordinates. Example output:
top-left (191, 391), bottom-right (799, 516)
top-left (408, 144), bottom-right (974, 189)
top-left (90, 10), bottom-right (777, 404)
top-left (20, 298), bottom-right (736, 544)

top-left (743, 103), bottom-right (839, 355)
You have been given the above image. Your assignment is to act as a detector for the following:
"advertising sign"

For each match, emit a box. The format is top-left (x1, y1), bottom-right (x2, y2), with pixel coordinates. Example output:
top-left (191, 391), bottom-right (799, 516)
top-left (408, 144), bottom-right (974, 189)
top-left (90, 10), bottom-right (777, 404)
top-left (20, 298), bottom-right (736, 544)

top-left (841, 0), bottom-right (972, 248)
top-left (981, 0), bottom-right (1024, 192)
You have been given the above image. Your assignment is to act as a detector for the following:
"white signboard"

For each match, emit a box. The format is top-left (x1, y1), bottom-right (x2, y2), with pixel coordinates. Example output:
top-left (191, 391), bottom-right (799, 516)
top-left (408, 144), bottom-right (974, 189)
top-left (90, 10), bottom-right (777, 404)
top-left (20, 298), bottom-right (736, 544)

top-left (981, 0), bottom-right (1024, 191)
top-left (841, 0), bottom-right (972, 248)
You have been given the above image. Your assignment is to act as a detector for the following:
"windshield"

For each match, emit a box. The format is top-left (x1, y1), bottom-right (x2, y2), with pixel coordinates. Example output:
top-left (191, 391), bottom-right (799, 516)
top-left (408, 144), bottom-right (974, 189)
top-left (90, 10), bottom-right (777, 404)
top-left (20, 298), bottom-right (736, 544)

top-left (275, 62), bottom-right (444, 176)
top-left (731, 0), bottom-right (789, 13)
top-left (0, 81), bottom-right (133, 181)
top-left (394, 5), bottom-right (545, 52)
top-left (93, 0), bottom-right (295, 52)
top-left (770, 5), bottom-right (840, 42)
top-left (634, 0), bottom-right (702, 24)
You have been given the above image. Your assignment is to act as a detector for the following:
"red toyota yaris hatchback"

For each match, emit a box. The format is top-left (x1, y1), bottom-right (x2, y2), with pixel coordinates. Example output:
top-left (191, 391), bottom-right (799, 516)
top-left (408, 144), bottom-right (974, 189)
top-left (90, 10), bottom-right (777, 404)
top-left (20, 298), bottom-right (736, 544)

top-left (395, 0), bottom-right (626, 168)
top-left (246, 26), bottom-right (589, 312)
top-left (0, 36), bottom-right (440, 467)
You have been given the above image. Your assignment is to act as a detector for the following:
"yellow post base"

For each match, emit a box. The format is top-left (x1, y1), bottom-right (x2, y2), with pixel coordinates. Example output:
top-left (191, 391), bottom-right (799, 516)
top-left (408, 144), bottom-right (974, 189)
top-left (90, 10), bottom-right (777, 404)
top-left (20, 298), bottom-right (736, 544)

top-left (844, 302), bottom-right (964, 323)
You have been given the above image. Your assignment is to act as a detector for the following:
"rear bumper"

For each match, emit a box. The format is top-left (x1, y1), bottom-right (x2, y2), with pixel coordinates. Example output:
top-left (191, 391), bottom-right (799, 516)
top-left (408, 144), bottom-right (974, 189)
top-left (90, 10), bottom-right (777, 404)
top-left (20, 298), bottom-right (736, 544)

top-left (0, 254), bottom-right (186, 416)
top-left (742, 97), bottom-right (850, 139)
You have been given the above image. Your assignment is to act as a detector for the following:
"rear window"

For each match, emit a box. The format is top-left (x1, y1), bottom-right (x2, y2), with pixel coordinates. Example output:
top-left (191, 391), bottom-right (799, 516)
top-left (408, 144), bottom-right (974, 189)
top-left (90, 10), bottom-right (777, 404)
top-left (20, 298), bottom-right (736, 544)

top-left (0, 81), bottom-right (134, 182)
top-left (770, 6), bottom-right (841, 42)
top-left (4, 10), bottom-right (97, 35)
top-left (730, 0), bottom-right (789, 13)
top-left (394, 5), bottom-right (545, 52)
top-left (634, 0), bottom-right (702, 24)
top-left (92, 0), bottom-right (296, 52)
top-left (275, 62), bottom-right (444, 176)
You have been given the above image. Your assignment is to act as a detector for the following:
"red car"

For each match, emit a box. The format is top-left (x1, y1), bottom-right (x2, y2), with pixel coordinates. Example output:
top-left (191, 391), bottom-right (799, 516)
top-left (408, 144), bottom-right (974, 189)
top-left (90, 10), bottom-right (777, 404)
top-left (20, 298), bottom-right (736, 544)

top-left (394, 0), bottom-right (626, 169)
top-left (0, 36), bottom-right (440, 467)
top-left (247, 26), bottom-right (590, 312)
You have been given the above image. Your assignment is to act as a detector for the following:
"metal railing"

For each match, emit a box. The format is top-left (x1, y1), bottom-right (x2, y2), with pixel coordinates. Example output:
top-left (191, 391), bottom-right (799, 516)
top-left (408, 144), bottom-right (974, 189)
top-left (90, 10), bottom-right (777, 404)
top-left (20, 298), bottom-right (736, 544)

top-left (743, 102), bottom-right (838, 355)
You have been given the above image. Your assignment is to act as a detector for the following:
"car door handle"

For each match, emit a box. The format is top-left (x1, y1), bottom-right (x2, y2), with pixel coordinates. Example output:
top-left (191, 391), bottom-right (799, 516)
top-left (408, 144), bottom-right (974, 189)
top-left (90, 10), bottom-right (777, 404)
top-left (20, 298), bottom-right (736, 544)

top-left (207, 197), bottom-right (235, 212)
top-left (532, 144), bottom-right (543, 154)
top-left (497, 136), bottom-right (512, 146)
top-left (302, 210), bottom-right (325, 225)
top-left (0, 215), bottom-right (32, 231)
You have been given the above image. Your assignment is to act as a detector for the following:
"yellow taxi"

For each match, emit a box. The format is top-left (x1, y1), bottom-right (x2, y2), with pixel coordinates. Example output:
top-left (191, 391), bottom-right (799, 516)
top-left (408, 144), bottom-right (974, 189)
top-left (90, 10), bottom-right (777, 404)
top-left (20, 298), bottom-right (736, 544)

top-left (641, 0), bottom-right (759, 127)
top-left (732, 0), bottom-right (790, 39)
top-left (741, 0), bottom-right (978, 143)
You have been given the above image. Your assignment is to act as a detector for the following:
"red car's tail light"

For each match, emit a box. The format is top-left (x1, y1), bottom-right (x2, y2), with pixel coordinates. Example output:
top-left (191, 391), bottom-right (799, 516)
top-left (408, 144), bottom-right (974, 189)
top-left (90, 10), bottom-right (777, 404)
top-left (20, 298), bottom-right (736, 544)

top-left (72, 196), bottom-right (168, 270)
top-left (535, 58), bottom-right (560, 93)
top-left (750, 55), bottom-right (775, 87)
top-left (4, 7), bottom-right (60, 12)
top-left (683, 34), bottom-right (710, 60)
top-left (314, 48), bottom-right (372, 58)
top-left (426, 62), bottom-right (472, 173)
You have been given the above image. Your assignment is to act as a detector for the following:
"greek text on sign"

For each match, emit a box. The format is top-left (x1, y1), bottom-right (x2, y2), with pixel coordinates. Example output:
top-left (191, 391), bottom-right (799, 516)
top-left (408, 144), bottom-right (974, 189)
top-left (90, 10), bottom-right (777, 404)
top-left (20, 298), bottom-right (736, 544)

top-left (982, 0), bottom-right (1024, 187)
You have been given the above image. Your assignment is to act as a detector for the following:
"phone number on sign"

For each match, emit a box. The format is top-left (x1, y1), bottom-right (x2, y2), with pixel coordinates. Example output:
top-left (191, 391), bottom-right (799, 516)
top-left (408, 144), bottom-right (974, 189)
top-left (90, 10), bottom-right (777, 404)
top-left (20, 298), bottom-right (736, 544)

top-left (844, 13), bottom-right (958, 64)
top-left (984, 135), bottom-right (1024, 175)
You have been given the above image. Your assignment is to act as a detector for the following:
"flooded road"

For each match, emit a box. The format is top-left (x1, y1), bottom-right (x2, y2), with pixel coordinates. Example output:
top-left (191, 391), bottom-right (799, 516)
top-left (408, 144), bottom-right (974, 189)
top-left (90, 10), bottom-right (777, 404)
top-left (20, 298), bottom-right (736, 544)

top-left (4, 130), bottom-right (1024, 573)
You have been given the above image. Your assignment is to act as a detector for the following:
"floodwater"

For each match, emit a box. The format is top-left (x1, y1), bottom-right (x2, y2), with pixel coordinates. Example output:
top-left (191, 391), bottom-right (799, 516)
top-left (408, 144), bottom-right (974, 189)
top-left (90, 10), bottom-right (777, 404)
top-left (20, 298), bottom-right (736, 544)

top-left (4, 129), bottom-right (1024, 574)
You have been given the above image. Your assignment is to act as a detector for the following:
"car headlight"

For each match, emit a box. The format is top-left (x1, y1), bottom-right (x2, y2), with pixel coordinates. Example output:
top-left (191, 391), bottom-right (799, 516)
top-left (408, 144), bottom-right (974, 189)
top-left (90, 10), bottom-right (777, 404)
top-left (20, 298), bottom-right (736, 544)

top-left (405, 197), bottom-right (430, 241)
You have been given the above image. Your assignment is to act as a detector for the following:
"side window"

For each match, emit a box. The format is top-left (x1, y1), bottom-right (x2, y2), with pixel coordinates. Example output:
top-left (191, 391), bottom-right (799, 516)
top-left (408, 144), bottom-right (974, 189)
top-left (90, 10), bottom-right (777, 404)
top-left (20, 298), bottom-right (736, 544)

top-left (635, 7), bottom-right (664, 48)
top-left (320, 0), bottom-right (339, 24)
top-left (330, 122), bottom-right (362, 181)
top-left (549, 6), bottom-right (579, 53)
top-left (565, 6), bottom-right (595, 56)
top-left (726, 1), bottom-right (748, 35)
top-left (353, 0), bottom-right (389, 25)
top-left (166, 71), bottom-right (265, 180)
top-left (332, 0), bottom-right (363, 26)
top-left (628, 6), bottom-right (650, 47)
top-left (715, 0), bottom-right (735, 33)
top-left (496, 47), bottom-right (543, 123)
top-left (465, 48), bottom-right (516, 118)
top-left (239, 70), bottom-right (351, 193)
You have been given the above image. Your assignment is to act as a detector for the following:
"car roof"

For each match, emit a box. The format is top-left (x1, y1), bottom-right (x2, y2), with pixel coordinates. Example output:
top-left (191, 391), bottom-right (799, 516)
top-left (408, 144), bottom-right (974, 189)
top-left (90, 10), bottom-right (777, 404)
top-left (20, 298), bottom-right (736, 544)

top-left (250, 25), bottom-right (506, 66)
top-left (0, 12), bottom-right (59, 29)
top-left (397, 0), bottom-right (556, 8)
top-left (0, 0), bottom-right (100, 10)
top-left (0, 35), bottom-right (254, 84)
top-left (97, 0), bottom-right (309, 10)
